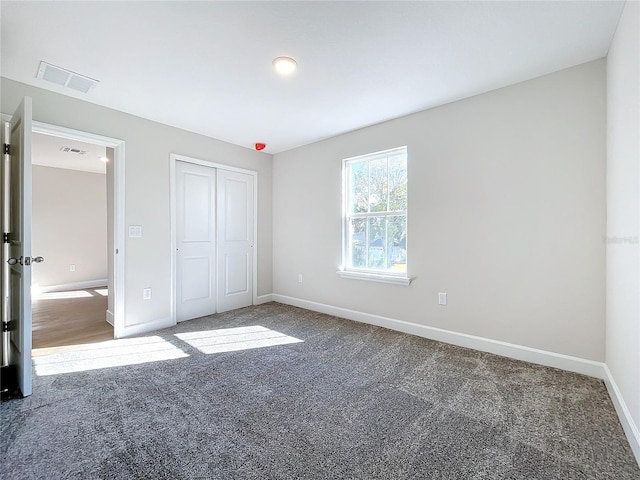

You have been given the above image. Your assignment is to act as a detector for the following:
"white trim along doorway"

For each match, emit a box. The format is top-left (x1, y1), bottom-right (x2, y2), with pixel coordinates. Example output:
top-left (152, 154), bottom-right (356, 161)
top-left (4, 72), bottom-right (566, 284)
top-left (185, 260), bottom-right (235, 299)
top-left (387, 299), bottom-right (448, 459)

top-left (31, 122), bottom-right (126, 338)
top-left (169, 153), bottom-right (258, 323)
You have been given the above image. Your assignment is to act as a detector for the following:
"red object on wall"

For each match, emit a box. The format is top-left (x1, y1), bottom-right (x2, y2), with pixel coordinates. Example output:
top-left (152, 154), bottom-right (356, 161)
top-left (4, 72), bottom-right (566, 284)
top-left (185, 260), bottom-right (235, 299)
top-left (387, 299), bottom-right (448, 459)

top-left (255, 143), bottom-right (266, 151)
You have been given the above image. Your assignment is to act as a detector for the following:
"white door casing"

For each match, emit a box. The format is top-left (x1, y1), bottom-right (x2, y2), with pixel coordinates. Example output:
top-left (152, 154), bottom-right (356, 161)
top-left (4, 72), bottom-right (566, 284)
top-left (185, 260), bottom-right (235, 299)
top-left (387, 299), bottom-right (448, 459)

top-left (175, 161), bottom-right (217, 322)
top-left (4, 97), bottom-right (33, 397)
top-left (216, 169), bottom-right (254, 313)
top-left (30, 122), bottom-right (126, 338)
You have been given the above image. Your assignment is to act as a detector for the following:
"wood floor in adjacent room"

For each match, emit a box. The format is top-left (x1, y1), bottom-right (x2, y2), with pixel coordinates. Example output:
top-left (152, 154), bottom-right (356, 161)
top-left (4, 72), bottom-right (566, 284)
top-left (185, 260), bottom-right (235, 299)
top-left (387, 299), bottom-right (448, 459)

top-left (32, 286), bottom-right (113, 356)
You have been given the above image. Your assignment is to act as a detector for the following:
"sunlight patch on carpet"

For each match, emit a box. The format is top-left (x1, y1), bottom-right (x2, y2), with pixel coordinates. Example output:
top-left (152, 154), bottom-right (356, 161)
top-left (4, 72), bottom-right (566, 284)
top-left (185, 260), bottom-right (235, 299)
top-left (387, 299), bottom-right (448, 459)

top-left (174, 325), bottom-right (303, 354)
top-left (33, 336), bottom-right (189, 376)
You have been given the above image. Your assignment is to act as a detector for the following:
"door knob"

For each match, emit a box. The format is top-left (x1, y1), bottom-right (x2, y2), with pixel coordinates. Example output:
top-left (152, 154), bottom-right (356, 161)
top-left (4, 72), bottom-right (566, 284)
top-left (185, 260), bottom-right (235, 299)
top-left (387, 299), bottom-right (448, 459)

top-left (6, 256), bottom-right (44, 266)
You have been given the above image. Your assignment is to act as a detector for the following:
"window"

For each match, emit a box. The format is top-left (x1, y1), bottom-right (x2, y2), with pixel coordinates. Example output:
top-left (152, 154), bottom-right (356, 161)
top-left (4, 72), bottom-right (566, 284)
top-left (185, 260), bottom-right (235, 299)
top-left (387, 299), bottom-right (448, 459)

top-left (339, 146), bottom-right (409, 285)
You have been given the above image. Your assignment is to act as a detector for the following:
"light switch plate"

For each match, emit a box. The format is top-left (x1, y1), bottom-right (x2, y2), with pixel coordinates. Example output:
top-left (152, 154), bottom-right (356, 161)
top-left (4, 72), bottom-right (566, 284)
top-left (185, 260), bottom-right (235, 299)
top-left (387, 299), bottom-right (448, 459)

top-left (143, 287), bottom-right (152, 300)
top-left (438, 292), bottom-right (447, 306)
top-left (128, 225), bottom-right (142, 238)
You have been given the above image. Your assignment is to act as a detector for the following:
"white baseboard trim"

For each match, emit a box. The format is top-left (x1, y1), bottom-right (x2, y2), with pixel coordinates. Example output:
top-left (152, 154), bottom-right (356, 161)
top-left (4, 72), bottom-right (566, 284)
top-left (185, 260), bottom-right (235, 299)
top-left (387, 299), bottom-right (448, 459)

top-left (105, 310), bottom-right (114, 326)
top-left (37, 279), bottom-right (108, 294)
top-left (116, 317), bottom-right (174, 339)
top-left (255, 294), bottom-right (273, 305)
top-left (604, 365), bottom-right (640, 465)
top-left (272, 294), bottom-right (606, 379)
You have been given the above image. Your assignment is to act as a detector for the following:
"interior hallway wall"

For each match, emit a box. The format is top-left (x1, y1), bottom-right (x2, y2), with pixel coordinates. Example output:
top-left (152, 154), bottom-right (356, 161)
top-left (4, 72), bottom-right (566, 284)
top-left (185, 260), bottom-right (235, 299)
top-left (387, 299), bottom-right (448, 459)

top-left (32, 165), bottom-right (107, 288)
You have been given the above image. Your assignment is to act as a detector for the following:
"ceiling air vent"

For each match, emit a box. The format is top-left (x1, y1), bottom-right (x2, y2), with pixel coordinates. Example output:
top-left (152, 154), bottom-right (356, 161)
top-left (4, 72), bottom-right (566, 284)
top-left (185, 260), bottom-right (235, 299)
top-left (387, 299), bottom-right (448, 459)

top-left (37, 61), bottom-right (99, 94)
top-left (59, 146), bottom-right (87, 155)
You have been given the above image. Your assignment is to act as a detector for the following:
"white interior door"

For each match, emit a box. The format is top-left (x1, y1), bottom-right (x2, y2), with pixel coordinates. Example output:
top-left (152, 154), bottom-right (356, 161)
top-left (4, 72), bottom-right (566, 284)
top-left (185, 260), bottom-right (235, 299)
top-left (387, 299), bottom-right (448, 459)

top-left (217, 169), bottom-right (254, 312)
top-left (3, 97), bottom-right (33, 397)
top-left (175, 161), bottom-right (216, 322)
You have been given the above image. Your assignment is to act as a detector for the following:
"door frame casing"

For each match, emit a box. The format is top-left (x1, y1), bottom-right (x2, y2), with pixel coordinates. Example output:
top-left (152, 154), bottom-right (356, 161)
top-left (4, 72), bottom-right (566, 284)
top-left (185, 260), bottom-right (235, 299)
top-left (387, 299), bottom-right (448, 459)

top-left (30, 121), bottom-right (126, 338)
top-left (169, 153), bottom-right (258, 324)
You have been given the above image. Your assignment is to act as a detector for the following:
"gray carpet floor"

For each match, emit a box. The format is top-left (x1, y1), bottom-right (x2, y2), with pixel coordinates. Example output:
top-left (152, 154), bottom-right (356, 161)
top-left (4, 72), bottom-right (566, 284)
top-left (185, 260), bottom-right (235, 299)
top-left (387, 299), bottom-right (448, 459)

top-left (1, 302), bottom-right (638, 479)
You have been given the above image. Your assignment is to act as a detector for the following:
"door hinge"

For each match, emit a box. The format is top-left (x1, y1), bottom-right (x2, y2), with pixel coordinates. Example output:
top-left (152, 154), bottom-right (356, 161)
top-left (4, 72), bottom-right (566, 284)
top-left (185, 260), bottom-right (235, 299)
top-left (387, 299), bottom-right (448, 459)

top-left (3, 144), bottom-right (9, 155)
top-left (2, 232), bottom-right (9, 244)
top-left (2, 321), bottom-right (16, 332)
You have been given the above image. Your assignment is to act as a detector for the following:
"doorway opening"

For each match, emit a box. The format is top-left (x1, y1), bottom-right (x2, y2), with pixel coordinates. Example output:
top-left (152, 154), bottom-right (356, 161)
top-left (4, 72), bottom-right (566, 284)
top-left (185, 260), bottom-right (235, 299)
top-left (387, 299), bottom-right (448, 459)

top-left (30, 132), bottom-right (111, 354)
top-left (31, 122), bottom-right (125, 343)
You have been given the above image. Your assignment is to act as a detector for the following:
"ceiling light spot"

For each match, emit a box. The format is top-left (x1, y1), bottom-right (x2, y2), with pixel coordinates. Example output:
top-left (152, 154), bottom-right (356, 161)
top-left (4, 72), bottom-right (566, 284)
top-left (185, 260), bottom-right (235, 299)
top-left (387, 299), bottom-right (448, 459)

top-left (273, 56), bottom-right (297, 76)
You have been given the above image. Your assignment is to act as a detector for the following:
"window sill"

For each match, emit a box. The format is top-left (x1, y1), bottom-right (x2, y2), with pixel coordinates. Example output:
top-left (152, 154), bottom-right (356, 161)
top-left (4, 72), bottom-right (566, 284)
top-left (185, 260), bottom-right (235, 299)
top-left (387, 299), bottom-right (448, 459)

top-left (336, 270), bottom-right (412, 286)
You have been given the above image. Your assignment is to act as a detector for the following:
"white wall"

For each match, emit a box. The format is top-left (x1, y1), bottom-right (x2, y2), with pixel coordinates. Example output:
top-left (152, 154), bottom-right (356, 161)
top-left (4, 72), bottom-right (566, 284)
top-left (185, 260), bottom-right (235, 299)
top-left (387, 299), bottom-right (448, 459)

top-left (273, 60), bottom-right (606, 362)
top-left (1, 78), bottom-right (273, 329)
top-left (32, 165), bottom-right (107, 288)
top-left (606, 0), bottom-right (640, 461)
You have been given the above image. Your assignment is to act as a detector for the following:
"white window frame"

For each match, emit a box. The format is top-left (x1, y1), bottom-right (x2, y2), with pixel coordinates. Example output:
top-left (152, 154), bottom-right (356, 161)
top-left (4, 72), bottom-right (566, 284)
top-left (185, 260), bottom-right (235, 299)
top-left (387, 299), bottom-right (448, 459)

top-left (338, 146), bottom-right (411, 286)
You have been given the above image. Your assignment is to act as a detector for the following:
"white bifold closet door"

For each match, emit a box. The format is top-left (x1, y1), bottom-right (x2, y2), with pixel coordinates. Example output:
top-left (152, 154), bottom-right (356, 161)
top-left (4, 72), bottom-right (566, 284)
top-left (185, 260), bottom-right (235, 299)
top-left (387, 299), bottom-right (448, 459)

top-left (176, 161), bottom-right (217, 322)
top-left (216, 169), bottom-right (254, 313)
top-left (175, 161), bottom-right (254, 322)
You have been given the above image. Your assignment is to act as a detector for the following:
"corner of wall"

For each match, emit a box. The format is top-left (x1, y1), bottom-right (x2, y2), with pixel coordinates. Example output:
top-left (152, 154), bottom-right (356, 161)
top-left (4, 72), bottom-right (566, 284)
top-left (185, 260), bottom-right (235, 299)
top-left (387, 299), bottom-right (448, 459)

top-left (604, 365), bottom-right (640, 464)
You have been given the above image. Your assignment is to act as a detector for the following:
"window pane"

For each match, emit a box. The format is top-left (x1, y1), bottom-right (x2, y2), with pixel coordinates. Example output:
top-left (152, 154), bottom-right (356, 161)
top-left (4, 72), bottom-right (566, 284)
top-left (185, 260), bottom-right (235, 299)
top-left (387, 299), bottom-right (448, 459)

top-left (369, 158), bottom-right (388, 212)
top-left (343, 147), bottom-right (407, 276)
top-left (349, 161), bottom-right (368, 213)
top-left (389, 154), bottom-right (407, 211)
top-left (387, 215), bottom-right (407, 272)
top-left (367, 216), bottom-right (386, 269)
top-left (350, 218), bottom-right (367, 268)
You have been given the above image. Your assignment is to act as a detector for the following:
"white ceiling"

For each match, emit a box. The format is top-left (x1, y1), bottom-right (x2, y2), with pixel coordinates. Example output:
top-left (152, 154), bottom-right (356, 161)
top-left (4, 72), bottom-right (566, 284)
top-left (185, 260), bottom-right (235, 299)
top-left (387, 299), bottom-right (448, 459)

top-left (32, 133), bottom-right (106, 175)
top-left (1, 1), bottom-right (625, 154)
